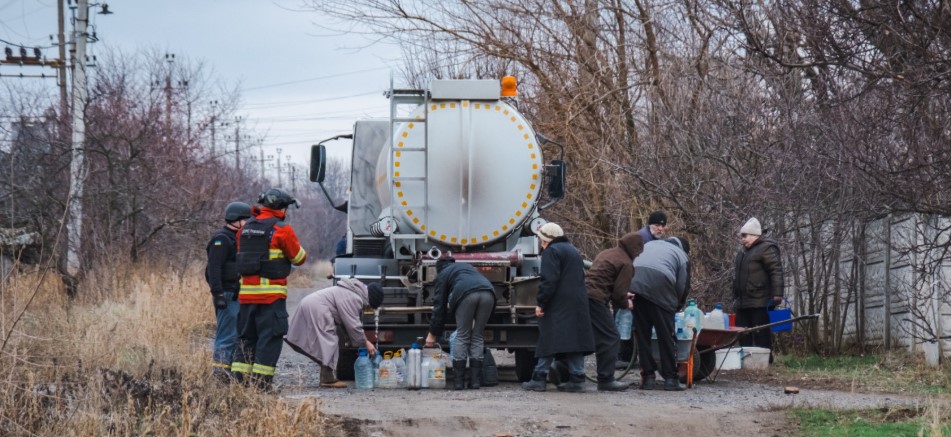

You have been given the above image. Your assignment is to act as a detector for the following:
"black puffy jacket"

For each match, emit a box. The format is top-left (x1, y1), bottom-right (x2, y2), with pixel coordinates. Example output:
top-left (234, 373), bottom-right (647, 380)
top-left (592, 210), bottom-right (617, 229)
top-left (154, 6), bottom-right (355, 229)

top-left (732, 238), bottom-right (784, 309)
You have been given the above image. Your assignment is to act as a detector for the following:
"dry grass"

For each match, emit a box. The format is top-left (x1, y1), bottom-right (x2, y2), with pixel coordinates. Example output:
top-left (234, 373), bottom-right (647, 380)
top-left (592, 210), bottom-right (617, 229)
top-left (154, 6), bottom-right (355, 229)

top-left (0, 260), bottom-right (329, 436)
top-left (286, 260), bottom-right (332, 289)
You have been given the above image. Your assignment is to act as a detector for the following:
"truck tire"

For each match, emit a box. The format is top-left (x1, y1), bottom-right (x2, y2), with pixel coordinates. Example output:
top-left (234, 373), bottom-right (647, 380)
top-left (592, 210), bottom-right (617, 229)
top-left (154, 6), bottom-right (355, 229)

top-left (336, 348), bottom-right (357, 381)
top-left (514, 349), bottom-right (537, 382)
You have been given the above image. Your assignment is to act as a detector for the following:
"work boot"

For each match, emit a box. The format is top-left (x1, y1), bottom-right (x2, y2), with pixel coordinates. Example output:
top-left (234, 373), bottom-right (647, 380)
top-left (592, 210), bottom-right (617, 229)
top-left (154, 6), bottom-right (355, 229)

top-left (452, 360), bottom-right (467, 390)
top-left (639, 376), bottom-right (656, 390)
top-left (521, 372), bottom-right (548, 392)
top-left (556, 373), bottom-right (586, 393)
top-left (252, 373), bottom-right (277, 393)
top-left (231, 371), bottom-right (248, 386)
top-left (319, 365), bottom-right (347, 389)
top-left (664, 378), bottom-right (686, 391)
top-left (468, 359), bottom-right (483, 389)
top-left (597, 380), bottom-right (629, 392)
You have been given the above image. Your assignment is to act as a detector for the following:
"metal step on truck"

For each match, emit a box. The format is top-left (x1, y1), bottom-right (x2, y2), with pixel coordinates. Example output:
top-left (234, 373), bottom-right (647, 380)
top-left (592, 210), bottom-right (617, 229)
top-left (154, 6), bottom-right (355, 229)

top-left (309, 77), bottom-right (567, 382)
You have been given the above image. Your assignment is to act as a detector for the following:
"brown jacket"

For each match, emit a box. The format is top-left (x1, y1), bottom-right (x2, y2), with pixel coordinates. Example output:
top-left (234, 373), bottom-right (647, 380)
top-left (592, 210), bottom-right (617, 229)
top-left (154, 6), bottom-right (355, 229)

top-left (585, 233), bottom-right (644, 308)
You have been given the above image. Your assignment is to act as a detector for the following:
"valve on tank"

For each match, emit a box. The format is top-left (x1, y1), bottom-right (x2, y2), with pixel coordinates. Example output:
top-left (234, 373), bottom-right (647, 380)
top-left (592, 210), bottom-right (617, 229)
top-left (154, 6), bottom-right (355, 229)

top-left (370, 216), bottom-right (399, 237)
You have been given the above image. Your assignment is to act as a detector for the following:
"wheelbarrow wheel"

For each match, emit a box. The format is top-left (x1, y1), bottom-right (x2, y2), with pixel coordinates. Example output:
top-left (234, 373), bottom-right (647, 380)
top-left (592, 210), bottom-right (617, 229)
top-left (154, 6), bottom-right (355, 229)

top-left (677, 346), bottom-right (716, 383)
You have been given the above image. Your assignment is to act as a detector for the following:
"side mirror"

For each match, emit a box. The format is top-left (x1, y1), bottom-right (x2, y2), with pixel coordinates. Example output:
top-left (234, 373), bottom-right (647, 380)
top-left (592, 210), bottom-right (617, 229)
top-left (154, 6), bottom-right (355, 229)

top-left (547, 160), bottom-right (566, 199)
top-left (309, 144), bottom-right (327, 183)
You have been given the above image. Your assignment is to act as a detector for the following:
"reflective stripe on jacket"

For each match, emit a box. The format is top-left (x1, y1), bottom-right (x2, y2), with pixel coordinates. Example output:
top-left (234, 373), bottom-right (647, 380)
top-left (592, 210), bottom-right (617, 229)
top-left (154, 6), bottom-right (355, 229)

top-left (237, 207), bottom-right (307, 304)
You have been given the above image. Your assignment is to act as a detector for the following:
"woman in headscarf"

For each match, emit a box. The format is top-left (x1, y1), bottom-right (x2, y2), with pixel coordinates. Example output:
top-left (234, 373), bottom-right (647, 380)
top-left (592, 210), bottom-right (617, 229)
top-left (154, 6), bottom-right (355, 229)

top-left (284, 278), bottom-right (384, 388)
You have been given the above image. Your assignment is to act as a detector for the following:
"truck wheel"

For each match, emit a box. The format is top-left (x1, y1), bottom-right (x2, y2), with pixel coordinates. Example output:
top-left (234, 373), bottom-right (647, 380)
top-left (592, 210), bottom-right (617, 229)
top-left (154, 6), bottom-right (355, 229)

top-left (514, 349), bottom-right (537, 383)
top-left (336, 348), bottom-right (357, 381)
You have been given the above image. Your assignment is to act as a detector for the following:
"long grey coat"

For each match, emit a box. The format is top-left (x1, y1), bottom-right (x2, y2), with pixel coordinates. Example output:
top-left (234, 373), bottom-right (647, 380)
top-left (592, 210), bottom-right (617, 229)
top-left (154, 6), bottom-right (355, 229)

top-left (284, 278), bottom-right (370, 370)
top-left (535, 237), bottom-right (595, 358)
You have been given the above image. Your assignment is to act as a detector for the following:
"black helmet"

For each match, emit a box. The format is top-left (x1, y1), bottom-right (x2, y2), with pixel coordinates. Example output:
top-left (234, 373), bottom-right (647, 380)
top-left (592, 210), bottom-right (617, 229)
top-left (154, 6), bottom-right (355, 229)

top-left (258, 188), bottom-right (300, 210)
top-left (224, 201), bottom-right (252, 222)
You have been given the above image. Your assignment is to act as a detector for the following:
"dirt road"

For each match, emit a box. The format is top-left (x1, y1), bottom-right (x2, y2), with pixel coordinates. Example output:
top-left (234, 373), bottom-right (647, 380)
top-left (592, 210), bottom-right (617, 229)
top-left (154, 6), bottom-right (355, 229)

top-left (275, 287), bottom-right (919, 437)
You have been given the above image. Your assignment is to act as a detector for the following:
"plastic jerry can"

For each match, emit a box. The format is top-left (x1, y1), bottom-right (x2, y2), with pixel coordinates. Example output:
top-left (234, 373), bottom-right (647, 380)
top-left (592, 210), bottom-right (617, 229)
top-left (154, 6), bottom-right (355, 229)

top-left (376, 351), bottom-right (399, 388)
top-left (427, 351), bottom-right (447, 389)
top-left (354, 347), bottom-right (374, 390)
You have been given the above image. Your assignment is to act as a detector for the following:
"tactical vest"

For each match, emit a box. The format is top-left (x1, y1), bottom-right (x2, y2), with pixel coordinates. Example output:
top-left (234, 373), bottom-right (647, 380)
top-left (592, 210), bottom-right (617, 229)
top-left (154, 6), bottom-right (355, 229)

top-left (207, 228), bottom-right (240, 282)
top-left (236, 217), bottom-right (292, 279)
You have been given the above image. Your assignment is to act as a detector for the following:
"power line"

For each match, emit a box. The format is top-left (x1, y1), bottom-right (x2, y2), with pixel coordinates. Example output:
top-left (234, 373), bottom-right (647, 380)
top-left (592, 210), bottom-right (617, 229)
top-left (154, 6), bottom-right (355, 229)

top-left (242, 90), bottom-right (382, 109)
top-left (243, 66), bottom-right (389, 92)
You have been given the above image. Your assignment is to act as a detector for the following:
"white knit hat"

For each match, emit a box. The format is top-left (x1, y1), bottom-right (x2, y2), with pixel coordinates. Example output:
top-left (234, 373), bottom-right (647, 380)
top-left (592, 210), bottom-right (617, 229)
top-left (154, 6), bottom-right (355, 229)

top-left (537, 222), bottom-right (564, 243)
top-left (740, 218), bottom-right (762, 236)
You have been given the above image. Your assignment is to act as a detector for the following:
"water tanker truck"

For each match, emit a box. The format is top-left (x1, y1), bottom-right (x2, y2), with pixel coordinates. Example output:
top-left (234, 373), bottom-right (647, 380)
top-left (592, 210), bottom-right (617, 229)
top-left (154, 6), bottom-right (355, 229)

top-left (309, 77), bottom-right (566, 382)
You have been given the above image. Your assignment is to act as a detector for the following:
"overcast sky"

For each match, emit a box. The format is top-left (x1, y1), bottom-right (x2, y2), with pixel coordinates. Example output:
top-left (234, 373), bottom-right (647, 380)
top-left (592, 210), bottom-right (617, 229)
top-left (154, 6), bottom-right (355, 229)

top-left (0, 0), bottom-right (399, 175)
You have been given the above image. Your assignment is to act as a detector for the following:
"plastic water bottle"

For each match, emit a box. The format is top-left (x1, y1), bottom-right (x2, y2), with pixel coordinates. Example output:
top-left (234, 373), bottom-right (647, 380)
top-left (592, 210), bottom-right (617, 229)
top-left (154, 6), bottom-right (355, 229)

top-left (354, 347), bottom-right (374, 390)
top-left (377, 351), bottom-right (399, 388)
top-left (420, 350), bottom-right (432, 388)
top-left (615, 308), bottom-right (633, 340)
top-left (427, 351), bottom-right (447, 389)
top-left (706, 303), bottom-right (726, 331)
top-left (394, 349), bottom-right (407, 387)
top-left (684, 299), bottom-right (704, 336)
top-left (406, 343), bottom-right (422, 389)
top-left (674, 312), bottom-right (685, 338)
top-left (372, 351), bottom-right (383, 387)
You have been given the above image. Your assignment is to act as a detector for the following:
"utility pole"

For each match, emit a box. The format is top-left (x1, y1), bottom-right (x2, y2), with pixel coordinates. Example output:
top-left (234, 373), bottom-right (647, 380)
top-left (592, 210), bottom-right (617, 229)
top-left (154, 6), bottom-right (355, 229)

top-left (276, 148), bottom-right (283, 186)
top-left (65, 0), bottom-right (89, 285)
top-left (210, 100), bottom-right (217, 158)
top-left (165, 53), bottom-right (174, 133)
top-left (290, 165), bottom-right (297, 192)
top-left (233, 117), bottom-right (241, 172)
top-left (57, 0), bottom-right (68, 118)
top-left (251, 145), bottom-right (274, 181)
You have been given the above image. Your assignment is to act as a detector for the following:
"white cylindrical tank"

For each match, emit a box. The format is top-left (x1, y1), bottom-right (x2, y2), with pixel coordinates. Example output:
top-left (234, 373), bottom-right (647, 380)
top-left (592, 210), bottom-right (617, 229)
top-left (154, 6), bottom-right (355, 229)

top-left (375, 99), bottom-right (542, 248)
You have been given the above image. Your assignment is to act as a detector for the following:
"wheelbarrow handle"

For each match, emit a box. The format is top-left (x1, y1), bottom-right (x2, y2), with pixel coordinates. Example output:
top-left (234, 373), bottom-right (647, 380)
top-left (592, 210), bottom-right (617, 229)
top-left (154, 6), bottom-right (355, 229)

top-left (737, 313), bottom-right (819, 335)
top-left (697, 313), bottom-right (819, 355)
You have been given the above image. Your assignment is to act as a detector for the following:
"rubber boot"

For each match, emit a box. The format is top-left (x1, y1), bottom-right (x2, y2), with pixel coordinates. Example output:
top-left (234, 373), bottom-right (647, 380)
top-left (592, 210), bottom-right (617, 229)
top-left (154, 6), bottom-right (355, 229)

top-left (639, 375), bottom-right (656, 390)
top-left (557, 373), bottom-right (586, 393)
top-left (452, 360), bottom-right (467, 390)
top-left (521, 371), bottom-right (547, 392)
top-left (597, 379), bottom-right (629, 392)
top-left (468, 359), bottom-right (483, 389)
top-left (664, 377), bottom-right (686, 391)
top-left (320, 365), bottom-right (347, 389)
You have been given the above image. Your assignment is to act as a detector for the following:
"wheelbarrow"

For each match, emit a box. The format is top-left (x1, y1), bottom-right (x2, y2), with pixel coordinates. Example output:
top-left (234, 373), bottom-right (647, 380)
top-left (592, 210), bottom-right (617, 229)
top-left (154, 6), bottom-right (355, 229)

top-left (579, 313), bottom-right (818, 386)
top-left (683, 313), bottom-right (820, 386)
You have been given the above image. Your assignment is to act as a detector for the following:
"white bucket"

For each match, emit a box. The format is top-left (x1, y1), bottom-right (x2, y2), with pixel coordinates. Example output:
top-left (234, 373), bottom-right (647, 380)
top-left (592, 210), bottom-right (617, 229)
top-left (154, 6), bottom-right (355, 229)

top-left (714, 348), bottom-right (743, 370)
top-left (741, 347), bottom-right (771, 370)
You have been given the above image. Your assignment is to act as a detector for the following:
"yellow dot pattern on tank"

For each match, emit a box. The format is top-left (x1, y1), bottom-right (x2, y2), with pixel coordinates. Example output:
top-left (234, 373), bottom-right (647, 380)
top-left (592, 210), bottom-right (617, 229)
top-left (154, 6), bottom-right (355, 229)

top-left (392, 99), bottom-right (543, 246)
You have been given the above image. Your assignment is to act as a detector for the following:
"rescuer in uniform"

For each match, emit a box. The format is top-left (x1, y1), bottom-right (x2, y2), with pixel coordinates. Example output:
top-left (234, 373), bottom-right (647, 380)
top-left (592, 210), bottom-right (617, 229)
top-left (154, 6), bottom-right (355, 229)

top-left (205, 201), bottom-right (252, 380)
top-left (231, 188), bottom-right (307, 390)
